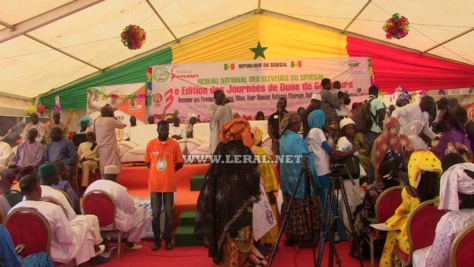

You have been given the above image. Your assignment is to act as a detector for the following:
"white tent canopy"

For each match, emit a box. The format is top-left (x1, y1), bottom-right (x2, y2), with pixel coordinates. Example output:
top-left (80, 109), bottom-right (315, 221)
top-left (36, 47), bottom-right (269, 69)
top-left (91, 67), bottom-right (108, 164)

top-left (1, 0), bottom-right (473, 99)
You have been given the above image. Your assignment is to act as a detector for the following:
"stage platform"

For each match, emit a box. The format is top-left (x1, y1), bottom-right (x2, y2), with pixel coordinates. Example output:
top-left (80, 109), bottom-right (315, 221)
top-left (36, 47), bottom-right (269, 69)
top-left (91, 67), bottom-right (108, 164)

top-left (117, 163), bottom-right (210, 229)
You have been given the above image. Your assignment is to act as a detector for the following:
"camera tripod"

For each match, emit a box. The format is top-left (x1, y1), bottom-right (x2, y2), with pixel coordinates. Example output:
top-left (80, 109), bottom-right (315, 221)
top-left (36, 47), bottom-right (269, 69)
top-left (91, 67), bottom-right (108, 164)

top-left (316, 164), bottom-right (365, 267)
top-left (269, 153), bottom-right (322, 267)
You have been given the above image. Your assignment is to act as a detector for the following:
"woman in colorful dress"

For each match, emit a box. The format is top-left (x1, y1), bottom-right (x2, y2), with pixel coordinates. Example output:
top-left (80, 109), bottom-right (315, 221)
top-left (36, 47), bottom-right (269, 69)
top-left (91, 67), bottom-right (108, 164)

top-left (380, 150), bottom-right (442, 267)
top-left (279, 112), bottom-right (320, 248)
top-left (371, 117), bottom-right (414, 181)
top-left (194, 119), bottom-right (260, 266)
top-left (251, 126), bottom-right (279, 251)
top-left (76, 116), bottom-right (93, 134)
top-left (432, 111), bottom-right (472, 161)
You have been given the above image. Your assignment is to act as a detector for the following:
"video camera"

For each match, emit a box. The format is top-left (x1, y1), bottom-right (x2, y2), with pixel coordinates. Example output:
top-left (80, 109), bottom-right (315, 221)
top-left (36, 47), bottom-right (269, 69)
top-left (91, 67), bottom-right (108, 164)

top-left (338, 91), bottom-right (351, 105)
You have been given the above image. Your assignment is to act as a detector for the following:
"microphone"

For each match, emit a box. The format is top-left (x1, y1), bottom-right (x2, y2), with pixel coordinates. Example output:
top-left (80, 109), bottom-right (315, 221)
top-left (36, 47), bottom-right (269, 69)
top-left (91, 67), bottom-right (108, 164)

top-left (225, 98), bottom-right (234, 103)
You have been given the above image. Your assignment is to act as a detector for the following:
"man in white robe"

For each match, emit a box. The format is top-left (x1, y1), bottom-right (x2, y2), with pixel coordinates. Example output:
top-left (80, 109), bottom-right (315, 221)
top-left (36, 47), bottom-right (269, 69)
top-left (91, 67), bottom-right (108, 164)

top-left (207, 90), bottom-right (233, 154)
top-left (85, 165), bottom-right (147, 251)
top-left (10, 175), bottom-right (107, 265)
top-left (36, 163), bottom-right (104, 251)
top-left (169, 116), bottom-right (186, 141)
top-left (94, 106), bottom-right (124, 174)
top-left (22, 113), bottom-right (46, 144)
top-left (391, 95), bottom-right (439, 142)
top-left (0, 141), bottom-right (12, 169)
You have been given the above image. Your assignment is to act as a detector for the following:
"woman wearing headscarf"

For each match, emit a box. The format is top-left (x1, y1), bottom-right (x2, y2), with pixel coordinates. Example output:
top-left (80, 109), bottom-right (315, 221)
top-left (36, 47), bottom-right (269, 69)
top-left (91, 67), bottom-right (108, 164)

top-left (76, 116), bottom-right (92, 134)
top-left (306, 110), bottom-right (332, 190)
top-left (351, 160), bottom-right (401, 258)
top-left (396, 89), bottom-right (411, 108)
top-left (371, 117), bottom-right (414, 180)
top-left (334, 118), bottom-right (363, 230)
top-left (380, 150), bottom-right (443, 267)
top-left (279, 112), bottom-right (320, 248)
top-left (432, 111), bottom-right (472, 161)
top-left (306, 109), bottom-right (345, 240)
top-left (250, 126), bottom-right (279, 251)
top-left (412, 163), bottom-right (474, 267)
top-left (194, 118), bottom-right (260, 266)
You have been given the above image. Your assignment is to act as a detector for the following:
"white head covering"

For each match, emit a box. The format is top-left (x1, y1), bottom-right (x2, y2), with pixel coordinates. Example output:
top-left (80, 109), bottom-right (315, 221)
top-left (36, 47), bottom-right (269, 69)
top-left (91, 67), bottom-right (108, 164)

top-left (339, 118), bottom-right (355, 129)
top-left (104, 165), bottom-right (119, 174)
top-left (439, 162), bottom-right (474, 211)
top-left (311, 93), bottom-right (321, 101)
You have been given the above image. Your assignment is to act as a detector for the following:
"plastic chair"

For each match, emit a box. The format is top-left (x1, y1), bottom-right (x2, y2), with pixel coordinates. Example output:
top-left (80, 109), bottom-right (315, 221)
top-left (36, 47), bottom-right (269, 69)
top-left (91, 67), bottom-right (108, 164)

top-left (366, 186), bottom-right (403, 267)
top-left (393, 199), bottom-right (446, 267)
top-left (4, 207), bottom-right (52, 258)
top-left (83, 189), bottom-right (123, 259)
top-left (4, 190), bottom-right (23, 207)
top-left (450, 222), bottom-right (474, 267)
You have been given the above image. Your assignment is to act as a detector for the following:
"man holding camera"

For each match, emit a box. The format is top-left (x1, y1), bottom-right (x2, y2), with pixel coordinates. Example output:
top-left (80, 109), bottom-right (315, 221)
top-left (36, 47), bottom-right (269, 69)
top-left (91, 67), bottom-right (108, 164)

top-left (320, 78), bottom-right (350, 123)
top-left (94, 105), bottom-right (125, 175)
top-left (207, 90), bottom-right (233, 154)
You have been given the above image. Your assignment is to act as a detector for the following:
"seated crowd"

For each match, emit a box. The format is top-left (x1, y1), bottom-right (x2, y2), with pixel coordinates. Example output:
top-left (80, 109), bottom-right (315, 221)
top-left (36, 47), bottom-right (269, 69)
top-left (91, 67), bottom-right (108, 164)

top-left (2, 79), bottom-right (474, 266)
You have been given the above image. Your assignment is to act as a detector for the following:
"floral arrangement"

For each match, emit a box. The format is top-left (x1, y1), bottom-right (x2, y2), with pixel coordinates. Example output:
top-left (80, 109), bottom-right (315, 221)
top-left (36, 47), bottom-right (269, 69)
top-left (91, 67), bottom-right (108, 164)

top-left (383, 13), bottom-right (409, 40)
top-left (121, 25), bottom-right (146, 50)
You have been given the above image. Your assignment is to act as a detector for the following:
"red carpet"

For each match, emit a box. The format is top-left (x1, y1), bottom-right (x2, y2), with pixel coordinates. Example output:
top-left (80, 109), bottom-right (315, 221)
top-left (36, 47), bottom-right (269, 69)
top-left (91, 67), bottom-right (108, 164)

top-left (93, 239), bottom-right (376, 267)
top-left (113, 165), bottom-right (377, 266)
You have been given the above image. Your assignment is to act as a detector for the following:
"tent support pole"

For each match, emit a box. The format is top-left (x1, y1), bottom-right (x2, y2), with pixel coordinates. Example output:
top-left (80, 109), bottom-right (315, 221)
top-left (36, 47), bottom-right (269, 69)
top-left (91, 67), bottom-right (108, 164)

top-left (342, 0), bottom-right (372, 33)
top-left (423, 27), bottom-right (474, 54)
top-left (0, 0), bottom-right (105, 44)
top-left (146, 0), bottom-right (180, 43)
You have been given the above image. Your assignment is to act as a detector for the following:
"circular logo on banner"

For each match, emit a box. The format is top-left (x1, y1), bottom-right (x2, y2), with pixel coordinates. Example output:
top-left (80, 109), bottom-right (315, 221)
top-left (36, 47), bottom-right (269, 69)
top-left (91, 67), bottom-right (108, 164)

top-left (153, 67), bottom-right (169, 82)
top-left (152, 93), bottom-right (163, 104)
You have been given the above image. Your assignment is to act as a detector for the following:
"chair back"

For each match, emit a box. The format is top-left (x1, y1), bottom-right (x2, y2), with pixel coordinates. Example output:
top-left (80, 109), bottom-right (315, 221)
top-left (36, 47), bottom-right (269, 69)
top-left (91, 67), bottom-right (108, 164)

top-left (82, 190), bottom-right (116, 228)
top-left (408, 199), bottom-right (446, 252)
top-left (450, 223), bottom-right (474, 267)
top-left (4, 207), bottom-right (52, 257)
top-left (41, 197), bottom-right (68, 217)
top-left (4, 190), bottom-right (23, 207)
top-left (56, 189), bottom-right (73, 207)
top-left (375, 186), bottom-right (403, 223)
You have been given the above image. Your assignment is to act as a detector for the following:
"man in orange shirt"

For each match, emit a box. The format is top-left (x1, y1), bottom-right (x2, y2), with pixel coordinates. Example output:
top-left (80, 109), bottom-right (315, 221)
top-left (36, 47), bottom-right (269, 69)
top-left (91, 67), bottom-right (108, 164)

top-left (144, 120), bottom-right (184, 251)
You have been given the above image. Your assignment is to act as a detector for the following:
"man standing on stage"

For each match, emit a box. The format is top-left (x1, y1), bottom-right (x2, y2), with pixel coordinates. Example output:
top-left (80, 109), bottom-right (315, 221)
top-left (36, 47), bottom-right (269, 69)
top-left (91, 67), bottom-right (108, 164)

top-left (94, 105), bottom-right (124, 175)
top-left (268, 97), bottom-right (288, 159)
top-left (144, 120), bottom-right (184, 251)
top-left (207, 90), bottom-right (233, 154)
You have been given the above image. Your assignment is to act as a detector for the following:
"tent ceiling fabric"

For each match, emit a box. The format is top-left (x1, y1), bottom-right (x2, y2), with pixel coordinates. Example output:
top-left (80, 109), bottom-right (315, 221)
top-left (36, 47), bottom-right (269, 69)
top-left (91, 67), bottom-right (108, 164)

top-left (0, 0), bottom-right (473, 98)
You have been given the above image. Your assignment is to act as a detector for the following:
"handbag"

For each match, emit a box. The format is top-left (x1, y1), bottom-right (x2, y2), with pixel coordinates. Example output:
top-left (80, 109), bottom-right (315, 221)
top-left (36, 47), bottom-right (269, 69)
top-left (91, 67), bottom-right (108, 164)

top-left (331, 155), bottom-right (361, 179)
